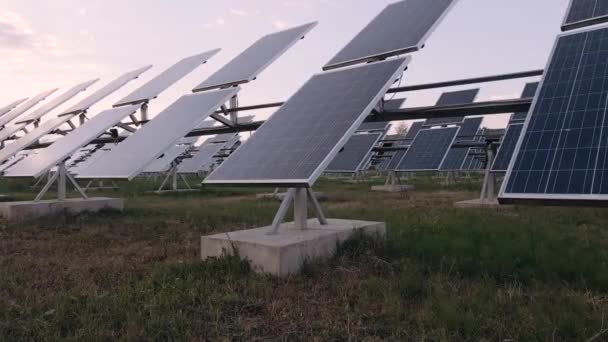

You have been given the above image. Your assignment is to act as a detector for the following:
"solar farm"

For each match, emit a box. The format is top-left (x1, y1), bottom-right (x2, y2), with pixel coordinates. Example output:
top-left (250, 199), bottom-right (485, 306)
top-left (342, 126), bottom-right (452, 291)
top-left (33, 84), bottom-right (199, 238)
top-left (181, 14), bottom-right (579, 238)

top-left (3, 0), bottom-right (608, 340)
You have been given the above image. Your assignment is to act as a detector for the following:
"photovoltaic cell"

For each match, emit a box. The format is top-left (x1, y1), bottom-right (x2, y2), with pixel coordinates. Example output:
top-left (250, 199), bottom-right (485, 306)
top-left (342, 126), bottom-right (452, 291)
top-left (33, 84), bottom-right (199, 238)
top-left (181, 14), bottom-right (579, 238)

top-left (440, 147), bottom-right (470, 170)
top-left (491, 123), bottom-right (524, 172)
top-left (423, 89), bottom-right (479, 126)
top-left (562, 0), bottom-right (608, 31)
top-left (115, 50), bottom-right (220, 107)
top-left (76, 88), bottom-right (239, 180)
top-left (0, 98), bottom-right (28, 118)
top-left (457, 117), bottom-right (483, 141)
top-left (178, 142), bottom-right (225, 174)
top-left (396, 127), bottom-right (459, 171)
top-left (326, 133), bottom-right (382, 172)
top-left (16, 79), bottom-right (99, 124)
top-left (501, 26), bottom-right (608, 204)
top-left (324, 0), bottom-right (458, 70)
top-left (143, 145), bottom-right (189, 173)
top-left (193, 23), bottom-right (317, 92)
top-left (510, 82), bottom-right (539, 122)
top-left (0, 89), bottom-right (58, 128)
top-left (5, 105), bottom-right (139, 178)
top-left (205, 57), bottom-right (410, 186)
top-left (61, 66), bottom-right (152, 115)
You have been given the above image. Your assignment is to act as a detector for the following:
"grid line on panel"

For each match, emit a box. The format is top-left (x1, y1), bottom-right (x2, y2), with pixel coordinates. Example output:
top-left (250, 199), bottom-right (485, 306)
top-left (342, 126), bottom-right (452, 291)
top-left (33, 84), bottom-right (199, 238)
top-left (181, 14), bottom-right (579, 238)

top-left (397, 127), bottom-right (460, 171)
top-left (563, 0), bottom-right (608, 31)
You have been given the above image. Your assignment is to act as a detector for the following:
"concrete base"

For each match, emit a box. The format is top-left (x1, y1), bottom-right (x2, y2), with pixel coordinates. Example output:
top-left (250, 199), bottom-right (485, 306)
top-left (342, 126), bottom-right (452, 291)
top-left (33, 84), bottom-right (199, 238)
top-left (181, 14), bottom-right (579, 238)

top-left (454, 198), bottom-right (513, 209)
top-left (371, 184), bottom-right (415, 193)
top-left (255, 192), bottom-right (328, 202)
top-left (0, 197), bottom-right (124, 221)
top-left (147, 189), bottom-right (199, 195)
top-left (201, 218), bottom-right (386, 276)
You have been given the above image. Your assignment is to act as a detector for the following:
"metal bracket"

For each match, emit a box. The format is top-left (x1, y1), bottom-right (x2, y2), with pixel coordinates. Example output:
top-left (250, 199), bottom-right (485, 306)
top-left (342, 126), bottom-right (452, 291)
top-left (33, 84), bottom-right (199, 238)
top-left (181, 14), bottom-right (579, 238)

top-left (210, 113), bottom-right (236, 128)
top-left (35, 161), bottom-right (88, 202)
top-left (269, 187), bottom-right (328, 235)
top-left (156, 163), bottom-right (192, 193)
top-left (480, 143), bottom-right (497, 202)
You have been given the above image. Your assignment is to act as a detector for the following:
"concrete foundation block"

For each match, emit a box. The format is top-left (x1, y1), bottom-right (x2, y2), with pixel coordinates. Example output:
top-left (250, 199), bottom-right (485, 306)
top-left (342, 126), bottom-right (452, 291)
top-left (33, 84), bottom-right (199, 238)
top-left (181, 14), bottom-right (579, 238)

top-left (201, 218), bottom-right (385, 276)
top-left (454, 198), bottom-right (513, 209)
top-left (371, 184), bottom-right (415, 193)
top-left (255, 192), bottom-right (328, 201)
top-left (0, 197), bottom-right (124, 221)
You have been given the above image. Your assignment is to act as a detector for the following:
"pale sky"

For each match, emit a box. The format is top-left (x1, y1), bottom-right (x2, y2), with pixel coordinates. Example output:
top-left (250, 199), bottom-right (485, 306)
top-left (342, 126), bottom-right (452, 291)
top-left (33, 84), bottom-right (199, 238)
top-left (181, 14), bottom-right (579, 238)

top-left (0, 0), bottom-right (569, 131)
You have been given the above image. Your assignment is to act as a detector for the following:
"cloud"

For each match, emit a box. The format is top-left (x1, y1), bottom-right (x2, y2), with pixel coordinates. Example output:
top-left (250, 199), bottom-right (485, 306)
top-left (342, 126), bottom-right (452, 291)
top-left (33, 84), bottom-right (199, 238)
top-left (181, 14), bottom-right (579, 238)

top-left (272, 19), bottom-right (289, 29)
top-left (229, 8), bottom-right (250, 16)
top-left (0, 10), bottom-right (66, 56)
top-left (215, 18), bottom-right (226, 25)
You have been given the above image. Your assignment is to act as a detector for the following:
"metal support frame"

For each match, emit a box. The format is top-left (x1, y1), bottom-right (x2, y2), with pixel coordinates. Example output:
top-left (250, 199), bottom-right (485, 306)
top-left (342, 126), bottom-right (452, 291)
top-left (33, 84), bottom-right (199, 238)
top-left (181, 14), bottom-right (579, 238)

top-left (155, 163), bottom-right (192, 193)
top-left (269, 187), bottom-right (328, 235)
top-left (140, 102), bottom-right (149, 122)
top-left (479, 144), bottom-right (497, 202)
top-left (35, 161), bottom-right (88, 202)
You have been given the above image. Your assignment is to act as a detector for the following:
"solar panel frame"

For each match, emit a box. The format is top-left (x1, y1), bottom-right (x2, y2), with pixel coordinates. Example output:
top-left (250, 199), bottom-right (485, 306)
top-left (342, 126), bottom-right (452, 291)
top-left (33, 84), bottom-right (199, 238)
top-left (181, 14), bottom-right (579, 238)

top-left (323, 0), bottom-right (459, 71)
top-left (60, 66), bottom-right (152, 115)
top-left (114, 50), bottom-right (220, 107)
top-left (500, 25), bottom-right (608, 204)
top-left (325, 133), bottom-right (383, 173)
top-left (491, 123), bottom-right (524, 173)
top-left (0, 89), bottom-right (58, 128)
top-left (0, 98), bottom-right (28, 118)
top-left (193, 23), bottom-right (317, 92)
top-left (5, 105), bottom-right (140, 178)
top-left (396, 126), bottom-right (460, 171)
top-left (76, 88), bottom-right (240, 180)
top-left (205, 57), bottom-right (410, 186)
top-left (562, 0), bottom-right (608, 31)
top-left (15, 79), bottom-right (99, 124)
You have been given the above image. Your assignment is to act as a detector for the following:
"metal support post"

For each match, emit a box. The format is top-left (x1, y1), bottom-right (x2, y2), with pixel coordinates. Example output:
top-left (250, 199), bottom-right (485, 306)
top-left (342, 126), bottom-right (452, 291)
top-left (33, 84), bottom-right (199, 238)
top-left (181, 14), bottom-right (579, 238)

top-left (35, 161), bottom-right (88, 201)
top-left (293, 188), bottom-right (308, 230)
top-left (307, 188), bottom-right (327, 225)
top-left (229, 95), bottom-right (238, 123)
top-left (269, 187), bottom-right (327, 235)
top-left (480, 144), bottom-right (496, 202)
top-left (140, 102), bottom-right (149, 122)
top-left (269, 188), bottom-right (296, 235)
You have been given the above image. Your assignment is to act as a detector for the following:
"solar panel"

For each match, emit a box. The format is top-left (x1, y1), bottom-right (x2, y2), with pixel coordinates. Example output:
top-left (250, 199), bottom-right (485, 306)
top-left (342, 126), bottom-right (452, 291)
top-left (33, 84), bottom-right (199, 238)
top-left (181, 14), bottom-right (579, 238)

top-left (404, 121), bottom-right (425, 141)
top-left (0, 113), bottom-right (83, 165)
top-left (326, 133), bottom-right (382, 173)
top-left (0, 89), bottom-right (58, 128)
top-left (16, 79), bottom-right (99, 124)
top-left (383, 98), bottom-right (407, 111)
top-left (562, 0), bottom-right (608, 31)
top-left (193, 23), bottom-right (317, 92)
top-left (357, 121), bottom-right (391, 132)
top-left (510, 82), bottom-right (539, 122)
top-left (456, 117), bottom-right (483, 141)
top-left (178, 142), bottom-right (225, 174)
top-left (205, 57), bottom-right (410, 186)
top-left (61, 66), bottom-right (152, 115)
top-left (462, 129), bottom-right (486, 170)
top-left (396, 127), bottom-right (460, 171)
top-left (0, 98), bottom-right (28, 118)
top-left (491, 123), bottom-right (524, 173)
top-left (423, 89), bottom-right (479, 126)
top-left (70, 146), bottom-right (114, 175)
top-left (114, 50), bottom-right (220, 107)
top-left (324, 0), bottom-right (458, 70)
top-left (143, 145), bottom-right (189, 173)
top-left (500, 26), bottom-right (608, 204)
top-left (5, 105), bottom-right (139, 178)
top-left (440, 147), bottom-right (470, 171)
top-left (76, 88), bottom-right (240, 180)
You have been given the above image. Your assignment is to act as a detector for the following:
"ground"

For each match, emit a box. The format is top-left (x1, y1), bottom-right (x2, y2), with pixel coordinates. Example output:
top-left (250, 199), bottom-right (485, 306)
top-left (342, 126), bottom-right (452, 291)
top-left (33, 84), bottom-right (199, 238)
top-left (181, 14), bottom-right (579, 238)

top-left (1, 175), bottom-right (608, 341)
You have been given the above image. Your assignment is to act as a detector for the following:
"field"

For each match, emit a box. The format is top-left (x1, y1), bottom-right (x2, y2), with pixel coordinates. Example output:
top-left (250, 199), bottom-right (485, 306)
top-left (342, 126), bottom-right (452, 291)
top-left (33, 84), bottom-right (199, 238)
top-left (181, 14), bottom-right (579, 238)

top-left (1, 175), bottom-right (608, 341)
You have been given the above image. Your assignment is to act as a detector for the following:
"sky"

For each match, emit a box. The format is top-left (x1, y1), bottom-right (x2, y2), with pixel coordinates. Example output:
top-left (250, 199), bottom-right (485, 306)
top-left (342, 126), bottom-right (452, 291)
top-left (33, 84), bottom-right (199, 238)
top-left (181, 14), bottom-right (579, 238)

top-left (0, 0), bottom-right (569, 133)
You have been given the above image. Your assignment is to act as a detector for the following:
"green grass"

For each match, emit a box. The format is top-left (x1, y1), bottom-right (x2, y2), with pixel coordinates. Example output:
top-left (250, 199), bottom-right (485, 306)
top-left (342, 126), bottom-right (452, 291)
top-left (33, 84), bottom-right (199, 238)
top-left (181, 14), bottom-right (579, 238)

top-left (1, 175), bottom-right (608, 340)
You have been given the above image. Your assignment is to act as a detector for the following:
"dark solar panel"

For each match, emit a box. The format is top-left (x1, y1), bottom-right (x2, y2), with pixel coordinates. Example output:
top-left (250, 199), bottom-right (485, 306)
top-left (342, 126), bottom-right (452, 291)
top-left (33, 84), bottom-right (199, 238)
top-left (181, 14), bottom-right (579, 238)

top-left (404, 121), bottom-right (425, 141)
top-left (326, 133), bottom-right (382, 172)
top-left (440, 147), bottom-right (470, 170)
top-left (324, 0), bottom-right (458, 70)
top-left (562, 0), bottom-right (608, 31)
top-left (423, 89), bottom-right (479, 126)
top-left (501, 26), bottom-right (608, 203)
top-left (491, 123), bottom-right (524, 172)
top-left (357, 121), bottom-right (390, 132)
top-left (510, 82), bottom-right (539, 122)
top-left (205, 57), bottom-right (410, 186)
top-left (397, 127), bottom-right (459, 171)
top-left (462, 129), bottom-right (485, 170)
top-left (457, 117), bottom-right (483, 141)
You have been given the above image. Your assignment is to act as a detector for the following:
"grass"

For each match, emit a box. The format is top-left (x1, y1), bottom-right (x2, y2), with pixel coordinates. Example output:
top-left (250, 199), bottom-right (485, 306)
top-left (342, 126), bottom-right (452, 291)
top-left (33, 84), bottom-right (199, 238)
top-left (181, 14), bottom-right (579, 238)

top-left (1, 175), bottom-right (608, 340)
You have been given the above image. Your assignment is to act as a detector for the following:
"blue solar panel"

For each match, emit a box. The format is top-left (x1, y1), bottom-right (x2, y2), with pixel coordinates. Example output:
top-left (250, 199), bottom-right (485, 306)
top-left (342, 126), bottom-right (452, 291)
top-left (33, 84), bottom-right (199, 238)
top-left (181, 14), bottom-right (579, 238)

top-left (510, 82), bottom-right (539, 122)
top-left (491, 123), bottom-right (524, 172)
top-left (462, 129), bottom-right (486, 170)
top-left (501, 26), bottom-right (608, 204)
top-left (423, 89), bottom-right (479, 126)
top-left (326, 133), bottom-right (382, 172)
top-left (404, 121), bottom-right (425, 141)
top-left (397, 127), bottom-right (460, 171)
top-left (562, 0), bottom-right (608, 31)
top-left (457, 117), bottom-right (483, 141)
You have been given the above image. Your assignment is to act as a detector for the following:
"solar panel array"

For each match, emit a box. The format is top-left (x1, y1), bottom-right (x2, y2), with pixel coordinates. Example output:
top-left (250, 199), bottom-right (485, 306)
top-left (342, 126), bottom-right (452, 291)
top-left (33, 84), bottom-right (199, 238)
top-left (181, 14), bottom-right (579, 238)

top-left (440, 117), bottom-right (483, 171)
top-left (0, 89), bottom-right (58, 128)
top-left (404, 121), bottom-right (425, 142)
top-left (325, 133), bottom-right (382, 173)
top-left (76, 88), bottom-right (239, 180)
top-left (462, 129), bottom-right (486, 170)
top-left (178, 141), bottom-right (226, 174)
top-left (324, 0), bottom-right (458, 70)
top-left (5, 105), bottom-right (140, 178)
top-left (205, 57), bottom-right (410, 186)
top-left (114, 50), bottom-right (219, 107)
top-left (510, 82), bottom-right (539, 122)
top-left (193, 23), bottom-right (317, 92)
top-left (501, 26), bottom-right (608, 204)
top-left (491, 123), bottom-right (524, 172)
top-left (423, 89), bottom-right (479, 126)
top-left (16, 79), bottom-right (99, 124)
top-left (61, 66), bottom-right (152, 115)
top-left (0, 98), bottom-right (28, 118)
top-left (562, 0), bottom-right (608, 31)
top-left (396, 127), bottom-right (460, 171)
top-left (357, 121), bottom-right (391, 132)
top-left (143, 145), bottom-right (189, 173)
